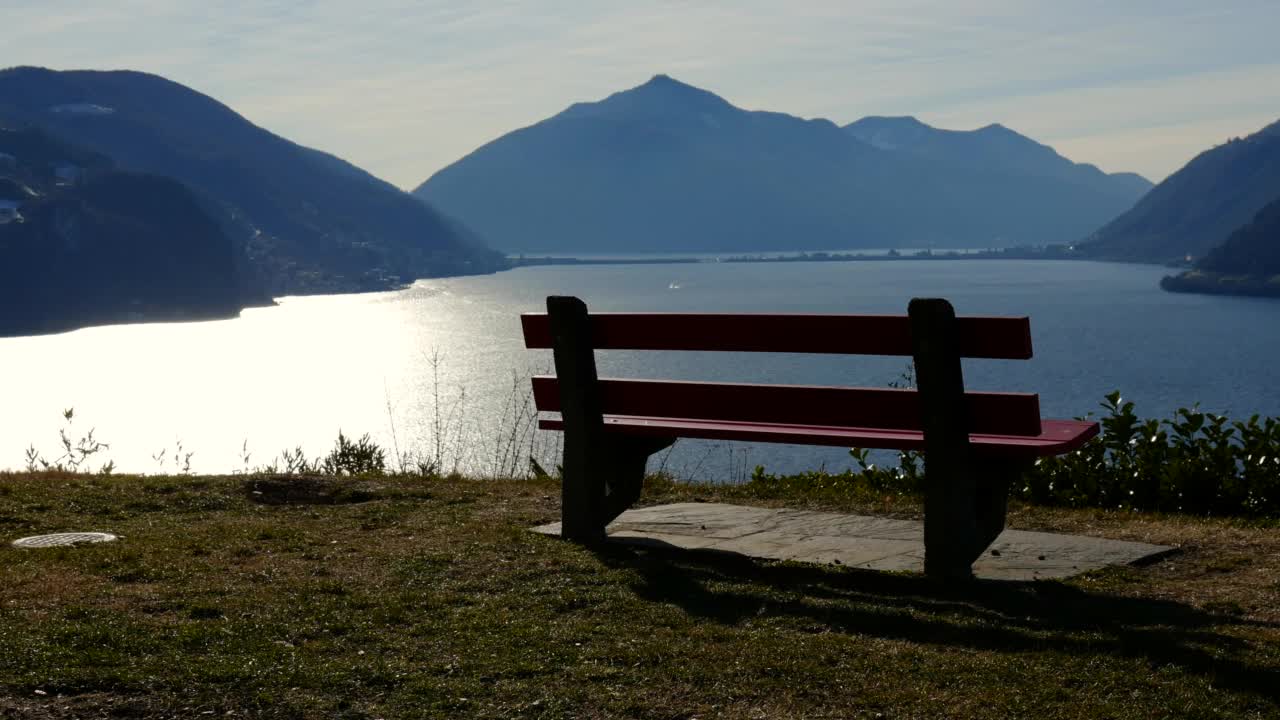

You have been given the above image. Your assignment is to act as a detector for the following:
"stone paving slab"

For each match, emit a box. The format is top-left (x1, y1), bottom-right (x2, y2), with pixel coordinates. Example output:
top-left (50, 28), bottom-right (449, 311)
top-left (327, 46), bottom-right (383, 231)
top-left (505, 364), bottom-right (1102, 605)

top-left (533, 502), bottom-right (1177, 581)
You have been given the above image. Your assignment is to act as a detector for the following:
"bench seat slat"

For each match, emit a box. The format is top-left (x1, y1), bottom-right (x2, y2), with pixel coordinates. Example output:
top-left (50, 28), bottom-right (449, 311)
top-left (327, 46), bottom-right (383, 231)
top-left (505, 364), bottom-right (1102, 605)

top-left (536, 415), bottom-right (1098, 459)
top-left (521, 312), bottom-right (1033, 359)
top-left (532, 376), bottom-right (1043, 437)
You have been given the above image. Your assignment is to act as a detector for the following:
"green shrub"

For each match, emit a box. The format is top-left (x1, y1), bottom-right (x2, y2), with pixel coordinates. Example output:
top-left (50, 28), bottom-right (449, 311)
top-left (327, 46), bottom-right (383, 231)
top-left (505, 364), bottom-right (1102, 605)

top-left (749, 392), bottom-right (1278, 519)
top-left (1019, 392), bottom-right (1279, 517)
top-left (847, 446), bottom-right (924, 493)
top-left (319, 432), bottom-right (386, 477)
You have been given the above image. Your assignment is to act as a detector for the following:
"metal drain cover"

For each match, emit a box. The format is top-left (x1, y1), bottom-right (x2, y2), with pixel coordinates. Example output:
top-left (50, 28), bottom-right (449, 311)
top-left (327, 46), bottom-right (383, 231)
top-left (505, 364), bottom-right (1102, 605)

top-left (11, 532), bottom-right (118, 549)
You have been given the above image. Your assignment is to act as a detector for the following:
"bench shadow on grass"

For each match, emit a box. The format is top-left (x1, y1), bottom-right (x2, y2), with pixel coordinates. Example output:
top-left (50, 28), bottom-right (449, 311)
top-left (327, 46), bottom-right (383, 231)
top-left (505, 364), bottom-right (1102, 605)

top-left (591, 541), bottom-right (1280, 703)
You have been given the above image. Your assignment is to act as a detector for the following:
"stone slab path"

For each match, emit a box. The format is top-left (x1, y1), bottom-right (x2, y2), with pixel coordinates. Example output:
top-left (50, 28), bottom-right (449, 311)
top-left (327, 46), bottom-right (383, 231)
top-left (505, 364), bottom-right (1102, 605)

top-left (533, 502), bottom-right (1176, 581)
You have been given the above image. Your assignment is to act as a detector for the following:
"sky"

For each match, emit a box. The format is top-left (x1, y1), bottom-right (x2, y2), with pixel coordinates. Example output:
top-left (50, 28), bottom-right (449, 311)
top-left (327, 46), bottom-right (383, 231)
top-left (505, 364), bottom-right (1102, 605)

top-left (3, 0), bottom-right (1278, 189)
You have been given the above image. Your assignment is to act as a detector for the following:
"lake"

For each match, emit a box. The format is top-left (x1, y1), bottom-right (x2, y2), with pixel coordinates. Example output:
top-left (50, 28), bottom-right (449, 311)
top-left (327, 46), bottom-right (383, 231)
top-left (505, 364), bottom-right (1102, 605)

top-left (3, 259), bottom-right (1278, 479)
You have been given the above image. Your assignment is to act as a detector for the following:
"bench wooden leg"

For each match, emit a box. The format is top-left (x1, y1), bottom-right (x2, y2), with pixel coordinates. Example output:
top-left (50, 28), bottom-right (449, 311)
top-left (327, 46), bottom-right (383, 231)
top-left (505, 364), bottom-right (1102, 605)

top-left (910, 298), bottom-right (1036, 579)
top-left (910, 297), bottom-right (987, 580)
top-left (601, 436), bottom-right (676, 525)
top-left (547, 296), bottom-right (604, 541)
top-left (922, 463), bottom-right (981, 580)
top-left (971, 473), bottom-right (1009, 561)
top-left (560, 434), bottom-right (674, 542)
top-left (971, 459), bottom-right (1029, 558)
top-left (548, 295), bottom-right (676, 541)
top-left (559, 425), bottom-right (607, 541)
top-left (922, 458), bottom-right (1028, 578)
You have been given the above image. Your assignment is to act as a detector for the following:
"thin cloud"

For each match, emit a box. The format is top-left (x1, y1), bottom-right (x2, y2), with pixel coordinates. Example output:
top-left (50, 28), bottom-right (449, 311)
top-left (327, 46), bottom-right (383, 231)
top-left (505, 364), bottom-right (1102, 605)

top-left (2, 0), bottom-right (1276, 187)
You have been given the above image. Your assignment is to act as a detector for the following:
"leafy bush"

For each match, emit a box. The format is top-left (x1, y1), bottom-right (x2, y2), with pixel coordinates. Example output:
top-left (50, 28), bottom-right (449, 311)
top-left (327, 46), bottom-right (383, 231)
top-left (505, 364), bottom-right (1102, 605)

top-left (1020, 392), bottom-right (1279, 517)
top-left (846, 447), bottom-right (924, 493)
top-left (748, 392), bottom-right (1279, 519)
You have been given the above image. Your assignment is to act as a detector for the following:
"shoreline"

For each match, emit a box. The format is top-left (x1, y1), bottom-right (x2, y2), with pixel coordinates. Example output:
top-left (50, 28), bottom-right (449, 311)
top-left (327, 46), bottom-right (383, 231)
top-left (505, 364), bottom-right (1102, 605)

top-left (1161, 270), bottom-right (1280, 299)
top-left (507, 247), bottom-right (1186, 268)
top-left (4, 254), bottom-right (1253, 341)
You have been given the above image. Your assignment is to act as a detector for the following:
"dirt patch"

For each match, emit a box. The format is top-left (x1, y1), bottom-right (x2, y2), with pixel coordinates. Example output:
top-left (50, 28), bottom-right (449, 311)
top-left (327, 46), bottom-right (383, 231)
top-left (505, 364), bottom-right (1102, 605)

top-left (242, 475), bottom-right (381, 505)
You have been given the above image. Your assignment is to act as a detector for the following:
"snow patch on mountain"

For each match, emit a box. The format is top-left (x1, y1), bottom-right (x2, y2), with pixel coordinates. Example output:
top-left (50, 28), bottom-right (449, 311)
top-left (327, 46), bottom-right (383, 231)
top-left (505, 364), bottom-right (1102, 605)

top-left (50, 103), bottom-right (115, 116)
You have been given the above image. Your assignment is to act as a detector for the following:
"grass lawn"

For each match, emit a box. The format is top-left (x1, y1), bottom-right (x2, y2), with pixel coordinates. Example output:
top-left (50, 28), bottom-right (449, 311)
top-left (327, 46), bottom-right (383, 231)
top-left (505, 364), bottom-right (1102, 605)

top-left (0, 471), bottom-right (1277, 719)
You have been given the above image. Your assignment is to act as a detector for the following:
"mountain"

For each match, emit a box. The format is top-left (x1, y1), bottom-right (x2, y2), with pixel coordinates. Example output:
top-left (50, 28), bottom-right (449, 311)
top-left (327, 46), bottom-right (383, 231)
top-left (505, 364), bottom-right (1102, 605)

top-left (0, 124), bottom-right (113, 181)
top-left (1160, 194), bottom-right (1280, 297)
top-left (1198, 194), bottom-right (1280, 276)
top-left (844, 116), bottom-right (1151, 198)
top-left (415, 74), bottom-right (1152, 254)
top-left (0, 67), bottom-right (505, 295)
top-left (0, 127), bottom-right (259, 335)
top-left (1079, 118), bottom-right (1280, 263)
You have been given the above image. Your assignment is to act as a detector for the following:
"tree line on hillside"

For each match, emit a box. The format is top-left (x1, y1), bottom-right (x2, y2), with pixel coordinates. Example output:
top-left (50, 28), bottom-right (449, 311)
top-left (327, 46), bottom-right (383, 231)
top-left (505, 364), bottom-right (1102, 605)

top-left (1160, 195), bottom-right (1280, 297)
top-left (0, 127), bottom-right (259, 335)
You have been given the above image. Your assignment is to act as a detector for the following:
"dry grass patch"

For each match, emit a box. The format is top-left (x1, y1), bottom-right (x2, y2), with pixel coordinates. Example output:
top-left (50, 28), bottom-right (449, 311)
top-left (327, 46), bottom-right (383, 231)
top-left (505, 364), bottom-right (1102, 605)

top-left (0, 471), bottom-right (1276, 719)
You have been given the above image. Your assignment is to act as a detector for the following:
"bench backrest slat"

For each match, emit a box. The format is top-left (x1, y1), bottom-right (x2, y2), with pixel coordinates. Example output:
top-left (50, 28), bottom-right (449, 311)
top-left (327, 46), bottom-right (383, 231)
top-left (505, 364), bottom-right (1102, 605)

top-left (532, 376), bottom-right (1043, 437)
top-left (521, 313), bottom-right (1032, 359)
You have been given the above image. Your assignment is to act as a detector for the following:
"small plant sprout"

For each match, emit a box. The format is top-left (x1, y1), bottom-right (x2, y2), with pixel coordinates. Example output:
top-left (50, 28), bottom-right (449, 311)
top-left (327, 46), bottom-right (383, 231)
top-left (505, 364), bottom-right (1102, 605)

top-left (22, 407), bottom-right (113, 473)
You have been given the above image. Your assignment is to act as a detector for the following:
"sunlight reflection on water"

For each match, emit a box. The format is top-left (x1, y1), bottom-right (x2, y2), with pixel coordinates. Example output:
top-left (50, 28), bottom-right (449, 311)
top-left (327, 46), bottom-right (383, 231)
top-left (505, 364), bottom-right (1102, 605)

top-left (3, 260), bottom-right (1278, 479)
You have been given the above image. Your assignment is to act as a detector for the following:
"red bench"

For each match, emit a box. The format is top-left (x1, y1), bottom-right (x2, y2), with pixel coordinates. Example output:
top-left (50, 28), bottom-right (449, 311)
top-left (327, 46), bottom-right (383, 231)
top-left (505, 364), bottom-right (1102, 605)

top-left (522, 295), bottom-right (1098, 579)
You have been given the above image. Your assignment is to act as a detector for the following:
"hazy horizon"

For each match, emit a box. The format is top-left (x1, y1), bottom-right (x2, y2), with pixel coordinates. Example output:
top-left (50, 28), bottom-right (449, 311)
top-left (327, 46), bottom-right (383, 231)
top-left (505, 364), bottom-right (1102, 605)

top-left (3, 1), bottom-right (1279, 189)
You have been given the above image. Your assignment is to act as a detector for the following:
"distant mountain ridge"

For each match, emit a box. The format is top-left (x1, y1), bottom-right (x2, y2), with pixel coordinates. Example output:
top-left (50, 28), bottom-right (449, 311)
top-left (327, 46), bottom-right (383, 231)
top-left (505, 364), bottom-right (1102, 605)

top-left (0, 66), bottom-right (504, 295)
top-left (1079, 117), bottom-right (1280, 263)
top-left (844, 116), bottom-right (1151, 197)
top-left (415, 74), bottom-right (1152, 255)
